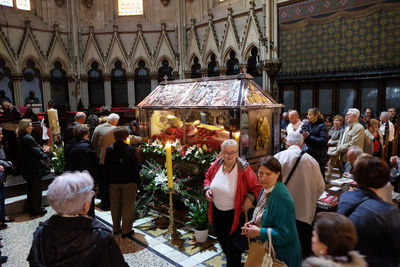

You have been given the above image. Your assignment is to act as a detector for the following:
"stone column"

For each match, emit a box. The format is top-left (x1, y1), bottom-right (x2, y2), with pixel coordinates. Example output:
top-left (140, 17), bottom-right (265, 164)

top-left (42, 75), bottom-right (51, 110)
top-left (150, 72), bottom-right (158, 91)
top-left (104, 74), bottom-right (112, 107)
top-left (80, 75), bottom-right (89, 108)
top-left (67, 77), bottom-right (77, 111)
top-left (126, 73), bottom-right (135, 107)
top-left (13, 75), bottom-right (23, 107)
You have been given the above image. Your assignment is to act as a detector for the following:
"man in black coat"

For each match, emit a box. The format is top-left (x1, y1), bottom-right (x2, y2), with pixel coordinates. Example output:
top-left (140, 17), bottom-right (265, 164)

top-left (105, 127), bottom-right (141, 239)
top-left (64, 112), bottom-right (86, 144)
top-left (301, 108), bottom-right (328, 178)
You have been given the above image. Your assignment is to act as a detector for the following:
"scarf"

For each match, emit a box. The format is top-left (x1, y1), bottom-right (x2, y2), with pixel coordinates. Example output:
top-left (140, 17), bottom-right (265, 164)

top-left (252, 186), bottom-right (274, 227)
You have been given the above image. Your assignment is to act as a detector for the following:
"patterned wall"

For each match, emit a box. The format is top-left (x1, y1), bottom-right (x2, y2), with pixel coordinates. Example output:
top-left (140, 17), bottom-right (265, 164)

top-left (278, 3), bottom-right (400, 74)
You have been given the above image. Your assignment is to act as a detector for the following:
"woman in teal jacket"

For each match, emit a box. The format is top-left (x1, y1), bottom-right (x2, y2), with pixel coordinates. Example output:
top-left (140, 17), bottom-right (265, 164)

top-left (242, 156), bottom-right (302, 267)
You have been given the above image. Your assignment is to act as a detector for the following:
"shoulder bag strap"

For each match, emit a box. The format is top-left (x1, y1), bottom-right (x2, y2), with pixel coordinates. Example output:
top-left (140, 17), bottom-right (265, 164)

top-left (284, 151), bottom-right (305, 186)
top-left (267, 228), bottom-right (273, 255)
top-left (343, 196), bottom-right (369, 217)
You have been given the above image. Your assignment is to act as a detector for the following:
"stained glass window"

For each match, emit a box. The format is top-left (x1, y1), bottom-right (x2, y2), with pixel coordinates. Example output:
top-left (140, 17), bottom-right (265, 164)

top-left (118, 0), bottom-right (143, 16)
top-left (16, 0), bottom-right (30, 10)
top-left (0, 0), bottom-right (13, 7)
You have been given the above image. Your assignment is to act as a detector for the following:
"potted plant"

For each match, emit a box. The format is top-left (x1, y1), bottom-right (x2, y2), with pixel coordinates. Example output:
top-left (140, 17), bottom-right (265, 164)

top-left (185, 197), bottom-right (209, 243)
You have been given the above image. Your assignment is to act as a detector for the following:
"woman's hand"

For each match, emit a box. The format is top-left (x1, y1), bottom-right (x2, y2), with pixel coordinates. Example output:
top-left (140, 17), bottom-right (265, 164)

top-left (241, 224), bottom-right (261, 238)
top-left (242, 197), bottom-right (254, 212)
top-left (205, 189), bottom-right (213, 202)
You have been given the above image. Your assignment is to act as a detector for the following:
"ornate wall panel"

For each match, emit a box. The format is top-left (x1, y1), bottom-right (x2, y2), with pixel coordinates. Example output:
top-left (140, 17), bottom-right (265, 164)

top-left (279, 2), bottom-right (400, 74)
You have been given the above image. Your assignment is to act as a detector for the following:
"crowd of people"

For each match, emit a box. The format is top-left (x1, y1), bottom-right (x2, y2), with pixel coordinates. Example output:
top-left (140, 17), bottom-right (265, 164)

top-left (0, 103), bottom-right (398, 266)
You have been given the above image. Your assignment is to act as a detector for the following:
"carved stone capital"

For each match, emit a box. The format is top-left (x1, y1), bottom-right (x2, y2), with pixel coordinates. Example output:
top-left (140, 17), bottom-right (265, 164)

top-left (55, 0), bottom-right (65, 7)
top-left (160, 0), bottom-right (170, 7)
top-left (219, 66), bottom-right (227, 76)
top-left (82, 0), bottom-right (93, 9)
top-left (184, 71), bottom-right (191, 79)
top-left (263, 58), bottom-right (282, 77)
top-left (201, 68), bottom-right (208, 78)
top-left (80, 75), bottom-right (88, 82)
top-left (150, 72), bottom-right (158, 80)
top-left (126, 73), bottom-right (135, 80)
top-left (103, 74), bottom-right (111, 81)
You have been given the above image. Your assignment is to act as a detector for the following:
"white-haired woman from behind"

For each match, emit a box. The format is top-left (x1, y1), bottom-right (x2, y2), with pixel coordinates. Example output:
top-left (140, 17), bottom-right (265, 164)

top-left (27, 171), bottom-right (128, 267)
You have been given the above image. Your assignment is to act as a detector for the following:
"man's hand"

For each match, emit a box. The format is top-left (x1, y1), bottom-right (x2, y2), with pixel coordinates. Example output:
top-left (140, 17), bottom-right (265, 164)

top-left (0, 166), bottom-right (4, 172)
top-left (302, 132), bottom-right (310, 139)
top-left (205, 189), bottom-right (213, 202)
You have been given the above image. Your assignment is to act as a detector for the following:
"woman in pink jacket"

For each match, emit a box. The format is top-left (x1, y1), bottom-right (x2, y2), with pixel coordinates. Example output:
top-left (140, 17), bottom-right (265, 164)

top-left (204, 139), bottom-right (262, 267)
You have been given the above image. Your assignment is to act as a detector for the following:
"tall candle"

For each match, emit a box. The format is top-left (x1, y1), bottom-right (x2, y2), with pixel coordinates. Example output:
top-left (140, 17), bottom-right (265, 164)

top-left (165, 142), bottom-right (173, 188)
top-left (47, 108), bottom-right (60, 135)
top-left (234, 131), bottom-right (240, 151)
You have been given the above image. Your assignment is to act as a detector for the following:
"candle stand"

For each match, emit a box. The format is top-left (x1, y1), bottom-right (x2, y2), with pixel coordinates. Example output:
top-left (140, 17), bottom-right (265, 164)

top-left (163, 188), bottom-right (181, 240)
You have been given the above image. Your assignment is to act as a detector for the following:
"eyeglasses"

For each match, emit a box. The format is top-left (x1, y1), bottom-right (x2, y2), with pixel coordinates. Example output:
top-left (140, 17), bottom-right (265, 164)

top-left (222, 151), bottom-right (237, 156)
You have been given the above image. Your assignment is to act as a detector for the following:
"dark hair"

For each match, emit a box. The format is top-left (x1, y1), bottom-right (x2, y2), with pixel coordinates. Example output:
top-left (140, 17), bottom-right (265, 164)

top-left (73, 124), bottom-right (89, 140)
top-left (314, 212), bottom-right (358, 257)
top-left (308, 108), bottom-right (323, 119)
top-left (353, 155), bottom-right (390, 188)
top-left (260, 156), bottom-right (282, 182)
top-left (114, 126), bottom-right (129, 141)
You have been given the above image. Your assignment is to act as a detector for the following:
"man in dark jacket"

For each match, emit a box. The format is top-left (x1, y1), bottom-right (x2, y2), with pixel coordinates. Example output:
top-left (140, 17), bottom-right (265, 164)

top-left (64, 124), bottom-right (99, 217)
top-left (301, 108), bottom-right (328, 178)
top-left (27, 171), bottom-right (128, 267)
top-left (105, 127), bottom-right (141, 239)
top-left (64, 112), bottom-right (86, 144)
top-left (338, 155), bottom-right (399, 267)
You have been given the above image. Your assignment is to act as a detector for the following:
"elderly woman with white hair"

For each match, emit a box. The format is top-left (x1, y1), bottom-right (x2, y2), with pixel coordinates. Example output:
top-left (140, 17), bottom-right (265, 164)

top-left (27, 171), bottom-right (128, 267)
top-left (204, 139), bottom-right (262, 267)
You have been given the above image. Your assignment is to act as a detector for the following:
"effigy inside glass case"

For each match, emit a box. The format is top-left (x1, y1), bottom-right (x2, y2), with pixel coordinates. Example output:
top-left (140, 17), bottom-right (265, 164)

top-left (137, 75), bottom-right (283, 159)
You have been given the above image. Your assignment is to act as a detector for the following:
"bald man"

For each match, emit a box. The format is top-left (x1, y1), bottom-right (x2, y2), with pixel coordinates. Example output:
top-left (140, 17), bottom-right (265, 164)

top-left (64, 112), bottom-right (87, 144)
top-left (286, 110), bottom-right (303, 135)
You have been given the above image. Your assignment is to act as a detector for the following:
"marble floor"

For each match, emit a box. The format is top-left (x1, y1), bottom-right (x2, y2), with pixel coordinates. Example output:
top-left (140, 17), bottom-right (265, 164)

top-left (0, 203), bottom-right (238, 267)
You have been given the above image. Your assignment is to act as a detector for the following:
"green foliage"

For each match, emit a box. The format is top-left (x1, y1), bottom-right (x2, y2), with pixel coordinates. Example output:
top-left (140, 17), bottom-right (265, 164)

top-left (184, 197), bottom-right (208, 230)
top-left (141, 139), bottom-right (218, 166)
top-left (136, 160), bottom-right (205, 217)
top-left (50, 145), bottom-right (65, 175)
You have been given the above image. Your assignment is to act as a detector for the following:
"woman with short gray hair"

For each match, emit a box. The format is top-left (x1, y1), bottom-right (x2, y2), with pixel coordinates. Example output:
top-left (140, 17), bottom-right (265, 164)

top-left (27, 171), bottom-right (128, 267)
top-left (204, 139), bottom-right (262, 267)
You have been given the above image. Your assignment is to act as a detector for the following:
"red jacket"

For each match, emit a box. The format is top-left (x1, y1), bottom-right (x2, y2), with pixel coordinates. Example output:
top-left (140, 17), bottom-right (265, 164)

top-left (204, 157), bottom-right (262, 235)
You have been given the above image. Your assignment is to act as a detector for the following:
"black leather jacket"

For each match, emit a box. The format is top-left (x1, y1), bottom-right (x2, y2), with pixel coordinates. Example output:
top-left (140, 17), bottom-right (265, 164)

top-left (27, 215), bottom-right (128, 267)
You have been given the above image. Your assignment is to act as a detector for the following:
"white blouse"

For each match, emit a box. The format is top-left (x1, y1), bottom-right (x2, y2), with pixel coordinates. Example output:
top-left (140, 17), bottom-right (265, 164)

top-left (210, 164), bottom-right (238, 211)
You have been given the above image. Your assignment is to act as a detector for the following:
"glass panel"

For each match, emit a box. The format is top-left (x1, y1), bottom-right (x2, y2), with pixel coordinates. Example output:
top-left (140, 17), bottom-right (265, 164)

top-left (283, 89), bottom-right (294, 112)
top-left (319, 83), bottom-right (332, 115)
top-left (118, 0), bottom-right (143, 16)
top-left (300, 84), bottom-right (313, 114)
top-left (16, 0), bottom-right (30, 10)
top-left (386, 80), bottom-right (400, 110)
top-left (361, 81), bottom-right (378, 116)
top-left (0, 0), bottom-right (13, 7)
top-left (339, 82), bottom-right (355, 115)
